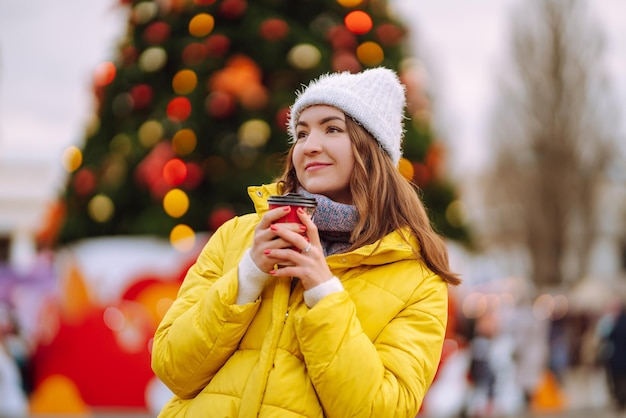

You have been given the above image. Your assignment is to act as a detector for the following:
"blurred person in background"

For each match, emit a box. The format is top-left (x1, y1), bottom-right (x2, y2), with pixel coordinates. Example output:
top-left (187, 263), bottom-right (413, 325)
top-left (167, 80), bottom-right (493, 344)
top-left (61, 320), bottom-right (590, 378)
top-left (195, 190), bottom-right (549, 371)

top-left (464, 311), bottom-right (499, 417)
top-left (511, 301), bottom-right (548, 412)
top-left (151, 67), bottom-right (461, 417)
top-left (0, 302), bottom-right (28, 416)
top-left (606, 301), bottom-right (626, 411)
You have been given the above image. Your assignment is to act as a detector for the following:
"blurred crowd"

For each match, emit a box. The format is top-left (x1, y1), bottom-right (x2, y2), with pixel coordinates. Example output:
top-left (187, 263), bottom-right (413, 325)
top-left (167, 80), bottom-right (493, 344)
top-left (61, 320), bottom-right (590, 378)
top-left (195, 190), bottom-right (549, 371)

top-left (0, 257), bottom-right (625, 417)
top-left (423, 282), bottom-right (626, 418)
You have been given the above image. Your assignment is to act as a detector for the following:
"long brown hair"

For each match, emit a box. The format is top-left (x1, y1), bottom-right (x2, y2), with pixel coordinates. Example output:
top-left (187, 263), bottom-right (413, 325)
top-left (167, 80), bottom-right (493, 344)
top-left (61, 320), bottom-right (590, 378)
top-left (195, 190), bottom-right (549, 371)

top-left (278, 116), bottom-right (460, 285)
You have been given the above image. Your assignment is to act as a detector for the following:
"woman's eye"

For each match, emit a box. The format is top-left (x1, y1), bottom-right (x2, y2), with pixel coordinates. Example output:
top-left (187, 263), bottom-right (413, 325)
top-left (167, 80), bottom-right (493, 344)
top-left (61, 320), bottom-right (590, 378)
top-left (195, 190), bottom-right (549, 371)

top-left (327, 126), bottom-right (341, 133)
top-left (296, 131), bottom-right (308, 140)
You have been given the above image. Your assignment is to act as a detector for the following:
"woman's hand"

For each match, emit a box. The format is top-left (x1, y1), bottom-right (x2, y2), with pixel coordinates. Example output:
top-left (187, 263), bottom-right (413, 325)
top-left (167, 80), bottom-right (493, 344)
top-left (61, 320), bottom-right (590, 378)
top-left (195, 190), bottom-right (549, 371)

top-left (249, 206), bottom-right (306, 274)
top-left (263, 207), bottom-right (334, 290)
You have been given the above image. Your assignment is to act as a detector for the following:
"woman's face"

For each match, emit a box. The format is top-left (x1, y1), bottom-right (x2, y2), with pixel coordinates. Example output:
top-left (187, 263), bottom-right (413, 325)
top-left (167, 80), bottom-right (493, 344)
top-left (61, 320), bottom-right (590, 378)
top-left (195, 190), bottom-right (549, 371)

top-left (292, 105), bottom-right (355, 204)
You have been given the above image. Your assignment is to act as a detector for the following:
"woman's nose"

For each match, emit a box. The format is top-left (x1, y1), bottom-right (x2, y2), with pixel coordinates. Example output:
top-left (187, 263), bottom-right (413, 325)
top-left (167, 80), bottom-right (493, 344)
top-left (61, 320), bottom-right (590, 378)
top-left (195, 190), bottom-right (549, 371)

top-left (302, 130), bottom-right (323, 153)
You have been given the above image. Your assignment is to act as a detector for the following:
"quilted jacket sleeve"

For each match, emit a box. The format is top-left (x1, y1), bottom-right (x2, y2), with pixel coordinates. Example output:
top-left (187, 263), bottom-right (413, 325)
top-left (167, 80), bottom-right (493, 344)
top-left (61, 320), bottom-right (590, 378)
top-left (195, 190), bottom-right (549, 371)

top-left (294, 267), bottom-right (448, 418)
top-left (151, 217), bottom-right (260, 399)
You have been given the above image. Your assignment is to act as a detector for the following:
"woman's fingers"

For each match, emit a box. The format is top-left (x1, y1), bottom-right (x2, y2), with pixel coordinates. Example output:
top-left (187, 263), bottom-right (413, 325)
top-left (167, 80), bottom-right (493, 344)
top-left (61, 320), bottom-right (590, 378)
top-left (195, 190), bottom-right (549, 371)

top-left (259, 205), bottom-right (291, 228)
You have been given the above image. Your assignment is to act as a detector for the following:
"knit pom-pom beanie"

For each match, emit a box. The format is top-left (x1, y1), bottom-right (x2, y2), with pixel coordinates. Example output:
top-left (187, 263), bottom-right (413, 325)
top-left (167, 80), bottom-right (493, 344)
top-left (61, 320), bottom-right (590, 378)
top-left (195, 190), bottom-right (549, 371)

top-left (288, 67), bottom-right (406, 165)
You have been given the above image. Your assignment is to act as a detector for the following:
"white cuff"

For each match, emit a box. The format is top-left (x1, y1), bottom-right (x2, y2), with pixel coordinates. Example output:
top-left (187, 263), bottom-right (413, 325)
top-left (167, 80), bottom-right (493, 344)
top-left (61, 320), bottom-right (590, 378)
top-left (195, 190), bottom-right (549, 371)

top-left (303, 276), bottom-right (343, 308)
top-left (236, 249), bottom-right (271, 305)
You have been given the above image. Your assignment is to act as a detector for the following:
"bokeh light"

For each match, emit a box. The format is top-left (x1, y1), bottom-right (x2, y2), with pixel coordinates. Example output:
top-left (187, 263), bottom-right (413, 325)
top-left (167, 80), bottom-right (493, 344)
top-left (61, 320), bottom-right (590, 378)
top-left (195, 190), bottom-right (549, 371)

top-left (138, 47), bottom-right (167, 72)
top-left (189, 13), bottom-right (215, 37)
top-left (182, 42), bottom-right (208, 65)
top-left (376, 22), bottom-right (404, 46)
top-left (143, 21), bottom-right (171, 45)
top-left (163, 188), bottom-right (189, 218)
top-left (205, 91), bottom-right (236, 119)
top-left (172, 69), bottom-right (198, 95)
top-left (445, 200), bottom-right (467, 228)
top-left (73, 168), bottom-right (96, 196)
top-left (87, 194), bottom-right (115, 223)
top-left (133, 1), bottom-right (158, 24)
top-left (172, 129), bottom-right (197, 156)
top-left (170, 224), bottom-right (196, 252)
top-left (101, 156), bottom-right (127, 190)
top-left (110, 133), bottom-right (133, 157)
top-left (337, 0), bottom-right (363, 6)
top-left (205, 34), bottom-right (230, 57)
top-left (103, 307), bottom-right (125, 332)
top-left (328, 25), bottom-right (358, 50)
top-left (242, 88), bottom-right (270, 112)
top-left (238, 119), bottom-right (271, 148)
top-left (462, 292), bottom-right (488, 319)
top-left (397, 157), bottom-right (414, 180)
top-left (61, 146), bottom-right (83, 172)
top-left (129, 84), bottom-right (153, 110)
top-left (94, 62), bottom-right (116, 87)
top-left (344, 11), bottom-right (373, 35)
top-left (219, 0), bottom-right (248, 19)
top-left (138, 120), bottom-right (164, 148)
top-left (163, 158), bottom-right (188, 186)
top-left (356, 41), bottom-right (384, 66)
top-left (260, 18), bottom-right (289, 41)
top-left (167, 97), bottom-right (192, 122)
top-left (287, 44), bottom-right (322, 70)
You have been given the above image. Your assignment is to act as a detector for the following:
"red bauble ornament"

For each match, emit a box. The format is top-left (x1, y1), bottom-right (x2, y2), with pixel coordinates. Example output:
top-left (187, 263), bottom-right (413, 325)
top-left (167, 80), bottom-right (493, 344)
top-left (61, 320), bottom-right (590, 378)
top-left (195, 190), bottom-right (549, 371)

top-left (327, 25), bottom-right (357, 50)
top-left (73, 168), bottom-right (97, 196)
top-left (163, 158), bottom-right (188, 186)
top-left (260, 18), bottom-right (289, 41)
top-left (182, 42), bottom-right (208, 65)
top-left (376, 22), bottom-right (405, 46)
top-left (130, 84), bottom-right (153, 110)
top-left (143, 21), bottom-right (171, 45)
top-left (219, 0), bottom-right (247, 19)
top-left (205, 91), bottom-right (236, 119)
top-left (205, 34), bottom-right (230, 57)
top-left (167, 97), bottom-right (192, 122)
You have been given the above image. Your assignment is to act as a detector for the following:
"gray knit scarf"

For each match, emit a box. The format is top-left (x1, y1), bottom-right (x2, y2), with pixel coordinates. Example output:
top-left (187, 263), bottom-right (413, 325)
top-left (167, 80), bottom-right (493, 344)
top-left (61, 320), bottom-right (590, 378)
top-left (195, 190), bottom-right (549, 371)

top-left (298, 188), bottom-right (358, 256)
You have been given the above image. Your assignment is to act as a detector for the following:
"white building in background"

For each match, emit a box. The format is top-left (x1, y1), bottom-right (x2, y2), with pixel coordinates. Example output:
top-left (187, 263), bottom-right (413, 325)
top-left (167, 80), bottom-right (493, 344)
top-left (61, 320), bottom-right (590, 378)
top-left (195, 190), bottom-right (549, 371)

top-left (0, 150), bottom-right (60, 271)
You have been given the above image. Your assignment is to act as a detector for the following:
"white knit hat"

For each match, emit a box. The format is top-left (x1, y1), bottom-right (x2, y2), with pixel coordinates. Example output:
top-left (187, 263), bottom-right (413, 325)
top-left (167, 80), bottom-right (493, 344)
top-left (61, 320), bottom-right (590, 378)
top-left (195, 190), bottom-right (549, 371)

top-left (288, 67), bottom-right (406, 165)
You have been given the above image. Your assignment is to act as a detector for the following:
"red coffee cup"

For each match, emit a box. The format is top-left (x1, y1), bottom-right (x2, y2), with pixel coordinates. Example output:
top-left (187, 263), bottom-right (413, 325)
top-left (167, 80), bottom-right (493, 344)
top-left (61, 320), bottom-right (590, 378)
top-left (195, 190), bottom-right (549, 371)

top-left (267, 193), bottom-right (317, 223)
top-left (268, 193), bottom-right (317, 255)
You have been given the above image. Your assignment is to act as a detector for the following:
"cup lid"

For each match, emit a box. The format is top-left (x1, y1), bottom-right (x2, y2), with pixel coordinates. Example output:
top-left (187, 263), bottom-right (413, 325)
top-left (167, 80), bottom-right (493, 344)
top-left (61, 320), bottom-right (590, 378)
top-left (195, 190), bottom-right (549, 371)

top-left (267, 193), bottom-right (317, 207)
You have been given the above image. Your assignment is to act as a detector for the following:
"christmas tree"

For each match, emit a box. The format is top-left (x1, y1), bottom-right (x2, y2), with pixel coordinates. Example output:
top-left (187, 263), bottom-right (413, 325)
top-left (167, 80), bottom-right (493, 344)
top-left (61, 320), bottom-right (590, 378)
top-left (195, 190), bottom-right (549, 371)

top-left (54, 0), bottom-right (469, 249)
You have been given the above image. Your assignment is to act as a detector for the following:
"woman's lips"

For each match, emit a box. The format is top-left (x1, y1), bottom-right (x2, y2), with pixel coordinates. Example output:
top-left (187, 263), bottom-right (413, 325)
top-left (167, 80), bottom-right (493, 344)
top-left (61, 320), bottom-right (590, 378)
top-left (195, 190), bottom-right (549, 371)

top-left (305, 162), bottom-right (330, 171)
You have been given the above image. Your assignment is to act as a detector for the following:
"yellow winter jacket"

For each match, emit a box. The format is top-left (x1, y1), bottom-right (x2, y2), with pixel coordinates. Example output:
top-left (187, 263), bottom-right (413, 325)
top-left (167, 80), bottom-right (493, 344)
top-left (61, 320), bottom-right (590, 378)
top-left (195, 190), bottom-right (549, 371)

top-left (152, 183), bottom-right (449, 417)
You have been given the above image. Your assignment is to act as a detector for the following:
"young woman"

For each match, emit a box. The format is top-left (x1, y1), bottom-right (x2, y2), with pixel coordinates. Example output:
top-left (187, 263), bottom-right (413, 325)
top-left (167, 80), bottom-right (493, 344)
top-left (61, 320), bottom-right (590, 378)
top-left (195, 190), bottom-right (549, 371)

top-left (151, 67), bottom-right (460, 417)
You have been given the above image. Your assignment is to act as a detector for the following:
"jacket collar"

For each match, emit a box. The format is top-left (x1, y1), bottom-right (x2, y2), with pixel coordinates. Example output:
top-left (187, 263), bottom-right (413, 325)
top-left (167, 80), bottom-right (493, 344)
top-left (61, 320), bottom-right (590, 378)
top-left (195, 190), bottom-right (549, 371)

top-left (248, 183), bottom-right (280, 215)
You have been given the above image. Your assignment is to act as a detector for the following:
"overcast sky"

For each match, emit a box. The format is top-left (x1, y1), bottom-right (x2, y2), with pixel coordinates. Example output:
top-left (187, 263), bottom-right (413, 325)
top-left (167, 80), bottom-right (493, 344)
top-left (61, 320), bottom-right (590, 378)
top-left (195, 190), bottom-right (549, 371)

top-left (0, 0), bottom-right (624, 185)
top-left (393, 0), bottom-right (626, 178)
